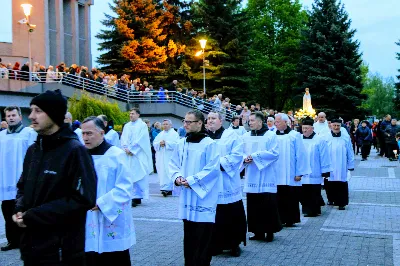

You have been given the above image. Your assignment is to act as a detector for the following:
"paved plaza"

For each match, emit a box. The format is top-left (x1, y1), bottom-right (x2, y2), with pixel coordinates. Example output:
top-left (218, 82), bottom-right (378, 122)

top-left (0, 152), bottom-right (399, 265)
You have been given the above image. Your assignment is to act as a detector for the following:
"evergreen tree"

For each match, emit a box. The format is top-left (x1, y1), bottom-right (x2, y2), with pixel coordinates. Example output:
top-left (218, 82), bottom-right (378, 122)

top-left (246, 0), bottom-right (307, 110)
top-left (96, 0), bottom-right (131, 74)
top-left (297, 0), bottom-right (365, 120)
top-left (189, 0), bottom-right (249, 101)
top-left (394, 40), bottom-right (400, 116)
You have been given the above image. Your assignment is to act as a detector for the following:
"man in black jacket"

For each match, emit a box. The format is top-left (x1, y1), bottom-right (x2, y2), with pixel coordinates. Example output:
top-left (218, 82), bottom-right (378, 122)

top-left (384, 118), bottom-right (400, 161)
top-left (12, 89), bottom-right (97, 266)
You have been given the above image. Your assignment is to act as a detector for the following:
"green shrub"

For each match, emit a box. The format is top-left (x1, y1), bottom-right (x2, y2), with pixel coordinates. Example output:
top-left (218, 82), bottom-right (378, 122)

top-left (68, 92), bottom-right (129, 125)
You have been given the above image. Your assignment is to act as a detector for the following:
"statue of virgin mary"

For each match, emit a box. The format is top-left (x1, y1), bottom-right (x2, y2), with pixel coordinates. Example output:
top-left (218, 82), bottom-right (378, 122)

top-left (303, 88), bottom-right (312, 112)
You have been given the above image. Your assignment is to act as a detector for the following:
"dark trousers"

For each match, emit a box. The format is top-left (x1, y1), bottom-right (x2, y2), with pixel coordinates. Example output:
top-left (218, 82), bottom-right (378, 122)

top-left (24, 257), bottom-right (86, 266)
top-left (277, 185), bottom-right (301, 225)
top-left (1, 199), bottom-right (21, 246)
top-left (379, 138), bottom-right (387, 156)
top-left (387, 143), bottom-right (399, 159)
top-left (86, 250), bottom-right (131, 266)
top-left (324, 180), bottom-right (349, 207)
top-left (183, 220), bottom-right (213, 266)
top-left (361, 144), bottom-right (371, 159)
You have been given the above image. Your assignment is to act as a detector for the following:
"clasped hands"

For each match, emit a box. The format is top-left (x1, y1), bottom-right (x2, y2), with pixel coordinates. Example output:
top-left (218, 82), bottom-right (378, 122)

top-left (244, 155), bottom-right (253, 164)
top-left (124, 148), bottom-right (133, 156)
top-left (175, 176), bottom-right (191, 188)
top-left (12, 212), bottom-right (26, 228)
top-left (160, 140), bottom-right (166, 147)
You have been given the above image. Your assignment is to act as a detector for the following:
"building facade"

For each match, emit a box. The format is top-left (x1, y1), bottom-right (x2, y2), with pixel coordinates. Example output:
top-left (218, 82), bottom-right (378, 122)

top-left (0, 0), bottom-right (93, 69)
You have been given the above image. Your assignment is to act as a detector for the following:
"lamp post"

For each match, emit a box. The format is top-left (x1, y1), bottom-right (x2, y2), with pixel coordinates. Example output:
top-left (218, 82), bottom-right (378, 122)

top-left (199, 39), bottom-right (207, 95)
top-left (21, 4), bottom-right (33, 82)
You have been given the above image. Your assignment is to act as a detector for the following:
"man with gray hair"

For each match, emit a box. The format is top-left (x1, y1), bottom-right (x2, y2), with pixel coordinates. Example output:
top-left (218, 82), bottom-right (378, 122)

top-left (153, 119), bottom-right (179, 196)
top-left (81, 116), bottom-right (135, 265)
top-left (313, 112), bottom-right (329, 134)
top-left (275, 113), bottom-right (311, 227)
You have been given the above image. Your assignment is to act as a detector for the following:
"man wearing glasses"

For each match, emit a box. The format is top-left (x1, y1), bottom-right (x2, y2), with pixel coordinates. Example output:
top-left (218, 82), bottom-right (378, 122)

top-left (169, 110), bottom-right (221, 266)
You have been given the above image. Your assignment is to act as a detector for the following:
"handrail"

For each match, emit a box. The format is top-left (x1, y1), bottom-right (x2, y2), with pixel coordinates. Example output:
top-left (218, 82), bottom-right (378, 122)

top-left (4, 70), bottom-right (238, 121)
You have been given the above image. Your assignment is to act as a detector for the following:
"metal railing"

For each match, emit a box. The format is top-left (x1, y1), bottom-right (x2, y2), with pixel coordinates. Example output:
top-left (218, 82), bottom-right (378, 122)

top-left (4, 70), bottom-right (237, 121)
top-left (0, 70), bottom-right (66, 83)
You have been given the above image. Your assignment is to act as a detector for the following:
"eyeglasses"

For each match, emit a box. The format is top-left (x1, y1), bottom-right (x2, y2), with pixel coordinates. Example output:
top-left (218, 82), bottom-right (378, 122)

top-left (182, 120), bottom-right (199, 125)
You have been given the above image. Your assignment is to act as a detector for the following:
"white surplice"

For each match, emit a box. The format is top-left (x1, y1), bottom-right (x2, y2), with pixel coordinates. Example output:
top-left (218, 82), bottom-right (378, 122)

top-left (242, 131), bottom-right (279, 193)
top-left (276, 130), bottom-right (311, 186)
top-left (216, 129), bottom-right (244, 204)
top-left (227, 125), bottom-right (247, 136)
top-left (74, 128), bottom-right (85, 145)
top-left (327, 132), bottom-right (354, 182)
top-left (153, 129), bottom-right (179, 191)
top-left (301, 134), bottom-right (332, 185)
top-left (0, 127), bottom-right (37, 200)
top-left (120, 119), bottom-right (153, 199)
top-left (85, 146), bottom-right (136, 253)
top-left (169, 137), bottom-right (221, 223)
top-left (105, 129), bottom-right (120, 147)
top-left (313, 121), bottom-right (329, 135)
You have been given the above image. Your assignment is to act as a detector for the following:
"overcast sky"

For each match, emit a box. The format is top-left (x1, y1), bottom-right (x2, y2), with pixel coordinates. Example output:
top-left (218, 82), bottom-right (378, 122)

top-left (0, 0), bottom-right (399, 78)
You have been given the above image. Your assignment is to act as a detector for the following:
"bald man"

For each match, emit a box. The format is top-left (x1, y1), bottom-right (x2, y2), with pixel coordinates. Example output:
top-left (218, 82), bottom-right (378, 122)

top-left (313, 112), bottom-right (329, 134)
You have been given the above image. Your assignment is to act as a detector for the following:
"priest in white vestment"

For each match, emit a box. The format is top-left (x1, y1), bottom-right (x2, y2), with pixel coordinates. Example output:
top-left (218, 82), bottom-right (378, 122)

top-left (313, 112), bottom-right (330, 134)
top-left (206, 112), bottom-right (247, 257)
top-left (228, 116), bottom-right (247, 136)
top-left (0, 106), bottom-right (37, 251)
top-left (275, 113), bottom-right (311, 227)
top-left (169, 110), bottom-right (221, 266)
top-left (98, 115), bottom-right (120, 147)
top-left (153, 119), bottom-right (179, 196)
top-left (301, 117), bottom-right (331, 217)
top-left (325, 119), bottom-right (355, 210)
top-left (120, 108), bottom-right (153, 207)
top-left (65, 112), bottom-right (85, 145)
top-left (82, 117), bottom-right (135, 266)
top-left (243, 112), bottom-right (282, 242)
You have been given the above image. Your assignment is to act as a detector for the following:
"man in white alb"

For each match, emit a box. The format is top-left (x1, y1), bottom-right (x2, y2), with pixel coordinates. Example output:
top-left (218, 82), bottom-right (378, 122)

top-left (153, 119), bottom-right (179, 197)
top-left (0, 106), bottom-right (37, 251)
top-left (120, 108), bottom-right (153, 207)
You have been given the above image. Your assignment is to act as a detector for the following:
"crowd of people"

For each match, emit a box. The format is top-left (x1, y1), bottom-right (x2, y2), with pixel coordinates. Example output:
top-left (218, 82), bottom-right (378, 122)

top-left (2, 86), bottom-right (373, 265)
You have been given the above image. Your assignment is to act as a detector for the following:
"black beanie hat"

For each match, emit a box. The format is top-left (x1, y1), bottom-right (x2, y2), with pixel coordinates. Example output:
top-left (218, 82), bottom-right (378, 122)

top-left (30, 89), bottom-right (67, 126)
top-left (302, 116), bottom-right (314, 126)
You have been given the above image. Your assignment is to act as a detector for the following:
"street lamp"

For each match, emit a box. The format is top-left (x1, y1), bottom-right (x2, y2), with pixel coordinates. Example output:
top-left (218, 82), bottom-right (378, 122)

top-left (20, 4), bottom-right (35, 82)
top-left (199, 39), bottom-right (207, 94)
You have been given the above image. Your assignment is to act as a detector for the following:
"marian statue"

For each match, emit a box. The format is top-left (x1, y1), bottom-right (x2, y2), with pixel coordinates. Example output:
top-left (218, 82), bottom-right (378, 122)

top-left (303, 88), bottom-right (312, 112)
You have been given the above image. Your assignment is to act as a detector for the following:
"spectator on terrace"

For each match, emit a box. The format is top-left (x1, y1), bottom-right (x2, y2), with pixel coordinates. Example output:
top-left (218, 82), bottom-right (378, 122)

top-left (46, 65), bottom-right (57, 83)
top-left (20, 62), bottom-right (29, 81)
top-left (169, 80), bottom-right (178, 92)
top-left (11, 62), bottom-right (20, 80)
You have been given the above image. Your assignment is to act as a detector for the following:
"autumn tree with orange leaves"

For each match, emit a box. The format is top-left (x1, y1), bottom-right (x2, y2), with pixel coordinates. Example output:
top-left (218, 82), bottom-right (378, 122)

top-left (97, 0), bottom-right (187, 75)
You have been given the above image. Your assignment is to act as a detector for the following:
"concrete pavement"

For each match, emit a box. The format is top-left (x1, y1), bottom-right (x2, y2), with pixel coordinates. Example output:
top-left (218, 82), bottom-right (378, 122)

top-left (0, 151), bottom-right (398, 265)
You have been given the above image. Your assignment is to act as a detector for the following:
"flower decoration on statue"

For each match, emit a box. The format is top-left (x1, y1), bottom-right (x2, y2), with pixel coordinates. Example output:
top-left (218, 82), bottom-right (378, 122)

top-left (295, 88), bottom-right (317, 120)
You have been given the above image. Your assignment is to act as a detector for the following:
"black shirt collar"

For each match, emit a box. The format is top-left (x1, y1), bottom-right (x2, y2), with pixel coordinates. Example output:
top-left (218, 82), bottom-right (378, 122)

top-left (331, 131), bottom-right (341, 137)
top-left (186, 130), bottom-right (208, 143)
top-left (276, 126), bottom-right (292, 135)
top-left (7, 121), bottom-right (24, 134)
top-left (207, 127), bottom-right (225, 140)
top-left (303, 132), bottom-right (316, 139)
top-left (88, 140), bottom-right (112, 155)
top-left (251, 123), bottom-right (268, 136)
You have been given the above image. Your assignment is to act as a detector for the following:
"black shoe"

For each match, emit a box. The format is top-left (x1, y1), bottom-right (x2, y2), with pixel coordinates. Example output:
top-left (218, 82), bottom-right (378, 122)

top-left (211, 249), bottom-right (223, 256)
top-left (266, 233), bottom-right (274, 242)
top-left (327, 201), bottom-right (334, 206)
top-left (361, 158), bottom-right (366, 161)
top-left (249, 234), bottom-right (265, 240)
top-left (167, 191), bottom-right (172, 196)
top-left (133, 199), bottom-right (142, 204)
top-left (231, 246), bottom-right (241, 257)
top-left (131, 201), bottom-right (137, 207)
top-left (338, 206), bottom-right (346, 210)
top-left (1, 243), bottom-right (18, 251)
top-left (304, 213), bottom-right (317, 217)
top-left (161, 191), bottom-right (167, 197)
top-left (285, 223), bottom-right (294, 227)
